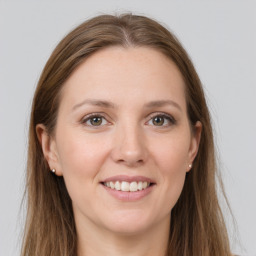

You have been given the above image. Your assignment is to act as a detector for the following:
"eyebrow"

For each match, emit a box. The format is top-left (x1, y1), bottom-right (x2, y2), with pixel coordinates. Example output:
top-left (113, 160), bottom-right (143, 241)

top-left (72, 99), bottom-right (182, 112)
top-left (72, 99), bottom-right (117, 111)
top-left (144, 100), bottom-right (182, 111)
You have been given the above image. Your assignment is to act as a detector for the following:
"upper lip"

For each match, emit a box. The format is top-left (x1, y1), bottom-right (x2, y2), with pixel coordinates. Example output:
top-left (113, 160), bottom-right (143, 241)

top-left (101, 175), bottom-right (155, 184)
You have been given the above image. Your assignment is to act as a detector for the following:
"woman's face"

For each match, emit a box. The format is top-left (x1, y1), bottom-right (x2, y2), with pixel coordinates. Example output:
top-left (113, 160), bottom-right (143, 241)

top-left (39, 47), bottom-right (201, 236)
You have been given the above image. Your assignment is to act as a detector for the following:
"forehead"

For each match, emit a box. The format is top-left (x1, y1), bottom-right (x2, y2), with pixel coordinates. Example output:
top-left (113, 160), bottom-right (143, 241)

top-left (60, 46), bottom-right (186, 110)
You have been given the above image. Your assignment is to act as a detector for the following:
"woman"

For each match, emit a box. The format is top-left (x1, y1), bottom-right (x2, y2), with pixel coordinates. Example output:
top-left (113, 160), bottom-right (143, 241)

top-left (21, 13), bottom-right (233, 256)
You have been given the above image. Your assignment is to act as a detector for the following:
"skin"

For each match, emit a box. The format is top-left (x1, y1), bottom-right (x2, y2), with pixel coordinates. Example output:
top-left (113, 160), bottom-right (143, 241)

top-left (37, 47), bottom-right (201, 256)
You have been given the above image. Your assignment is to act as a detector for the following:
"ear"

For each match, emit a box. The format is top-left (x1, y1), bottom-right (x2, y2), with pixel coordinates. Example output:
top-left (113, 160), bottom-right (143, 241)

top-left (187, 121), bottom-right (202, 172)
top-left (36, 124), bottom-right (62, 176)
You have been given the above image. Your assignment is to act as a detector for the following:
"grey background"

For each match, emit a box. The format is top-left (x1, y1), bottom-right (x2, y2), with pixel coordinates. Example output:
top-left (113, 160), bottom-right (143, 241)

top-left (0, 1), bottom-right (255, 255)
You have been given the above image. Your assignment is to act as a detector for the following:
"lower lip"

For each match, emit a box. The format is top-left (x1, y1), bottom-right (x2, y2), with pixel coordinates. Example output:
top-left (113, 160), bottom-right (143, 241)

top-left (101, 184), bottom-right (155, 201)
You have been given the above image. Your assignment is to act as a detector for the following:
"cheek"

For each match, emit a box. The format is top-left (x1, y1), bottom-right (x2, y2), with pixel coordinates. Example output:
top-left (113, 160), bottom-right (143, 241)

top-left (151, 134), bottom-right (190, 210)
top-left (159, 146), bottom-right (187, 197)
top-left (153, 134), bottom-right (190, 174)
top-left (55, 131), bottom-right (111, 212)
top-left (56, 130), bottom-right (109, 181)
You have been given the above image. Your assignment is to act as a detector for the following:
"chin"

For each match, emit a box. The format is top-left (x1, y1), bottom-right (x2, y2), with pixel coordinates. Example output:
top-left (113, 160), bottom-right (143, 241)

top-left (106, 223), bottom-right (150, 236)
top-left (101, 209), bottom-right (157, 235)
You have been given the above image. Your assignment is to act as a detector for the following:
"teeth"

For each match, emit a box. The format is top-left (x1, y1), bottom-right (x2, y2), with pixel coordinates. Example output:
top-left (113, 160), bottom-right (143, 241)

top-left (138, 181), bottom-right (143, 191)
top-left (104, 181), bottom-right (151, 192)
top-left (130, 181), bottom-right (137, 192)
top-left (121, 181), bottom-right (130, 191)
top-left (114, 181), bottom-right (121, 190)
top-left (142, 181), bottom-right (147, 189)
top-left (110, 181), bottom-right (115, 189)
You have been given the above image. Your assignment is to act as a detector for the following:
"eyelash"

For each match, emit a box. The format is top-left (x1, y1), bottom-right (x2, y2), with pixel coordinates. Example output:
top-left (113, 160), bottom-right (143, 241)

top-left (81, 112), bottom-right (176, 128)
top-left (81, 113), bottom-right (109, 127)
top-left (147, 112), bottom-right (176, 127)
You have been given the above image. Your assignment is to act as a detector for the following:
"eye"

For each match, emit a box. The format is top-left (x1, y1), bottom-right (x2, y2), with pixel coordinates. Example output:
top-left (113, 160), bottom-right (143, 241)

top-left (147, 113), bottom-right (176, 127)
top-left (81, 114), bottom-right (108, 127)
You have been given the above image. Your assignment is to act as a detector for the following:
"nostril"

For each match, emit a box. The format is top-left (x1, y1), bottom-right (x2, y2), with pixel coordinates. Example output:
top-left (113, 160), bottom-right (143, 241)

top-left (116, 158), bottom-right (144, 167)
top-left (111, 135), bottom-right (148, 165)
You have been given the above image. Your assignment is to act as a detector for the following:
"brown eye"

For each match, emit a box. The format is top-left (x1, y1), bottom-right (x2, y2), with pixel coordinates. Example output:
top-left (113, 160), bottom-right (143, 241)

top-left (152, 116), bottom-right (165, 126)
top-left (89, 116), bottom-right (103, 126)
top-left (147, 113), bottom-right (176, 127)
top-left (82, 114), bottom-right (108, 127)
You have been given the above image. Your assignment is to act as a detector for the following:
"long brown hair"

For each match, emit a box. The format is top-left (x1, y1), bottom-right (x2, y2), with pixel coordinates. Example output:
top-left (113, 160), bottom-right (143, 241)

top-left (21, 13), bottom-right (232, 256)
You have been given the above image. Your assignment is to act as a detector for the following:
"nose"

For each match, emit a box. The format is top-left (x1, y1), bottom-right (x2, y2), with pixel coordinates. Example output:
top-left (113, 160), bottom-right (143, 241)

top-left (111, 123), bottom-right (148, 167)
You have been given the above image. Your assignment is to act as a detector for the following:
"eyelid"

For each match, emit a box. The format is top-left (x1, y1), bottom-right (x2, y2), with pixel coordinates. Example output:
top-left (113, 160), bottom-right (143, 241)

top-left (80, 111), bottom-right (176, 127)
top-left (146, 112), bottom-right (176, 126)
top-left (81, 112), bottom-right (111, 127)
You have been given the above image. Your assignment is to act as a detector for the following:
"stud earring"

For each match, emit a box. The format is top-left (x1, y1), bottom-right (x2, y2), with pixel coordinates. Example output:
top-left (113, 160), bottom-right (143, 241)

top-left (51, 169), bottom-right (56, 173)
top-left (188, 164), bottom-right (192, 169)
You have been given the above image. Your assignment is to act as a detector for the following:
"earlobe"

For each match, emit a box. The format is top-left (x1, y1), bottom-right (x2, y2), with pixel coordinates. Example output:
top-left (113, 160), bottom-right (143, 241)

top-left (36, 124), bottom-right (62, 176)
top-left (187, 121), bottom-right (202, 171)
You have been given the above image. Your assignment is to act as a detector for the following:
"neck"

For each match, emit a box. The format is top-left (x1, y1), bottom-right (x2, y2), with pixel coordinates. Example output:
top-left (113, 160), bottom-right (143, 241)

top-left (76, 217), bottom-right (170, 256)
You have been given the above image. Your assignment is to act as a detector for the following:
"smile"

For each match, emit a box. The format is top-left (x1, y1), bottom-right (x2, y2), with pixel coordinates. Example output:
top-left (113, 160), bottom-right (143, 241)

top-left (103, 181), bottom-right (151, 192)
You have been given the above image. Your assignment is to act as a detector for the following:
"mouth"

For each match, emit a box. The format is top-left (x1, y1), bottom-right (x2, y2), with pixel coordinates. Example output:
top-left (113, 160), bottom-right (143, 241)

top-left (100, 175), bottom-right (156, 194)
top-left (101, 180), bottom-right (154, 192)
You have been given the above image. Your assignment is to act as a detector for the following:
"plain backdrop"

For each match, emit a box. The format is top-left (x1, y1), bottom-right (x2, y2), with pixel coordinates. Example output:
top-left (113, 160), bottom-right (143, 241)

top-left (0, 1), bottom-right (255, 255)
